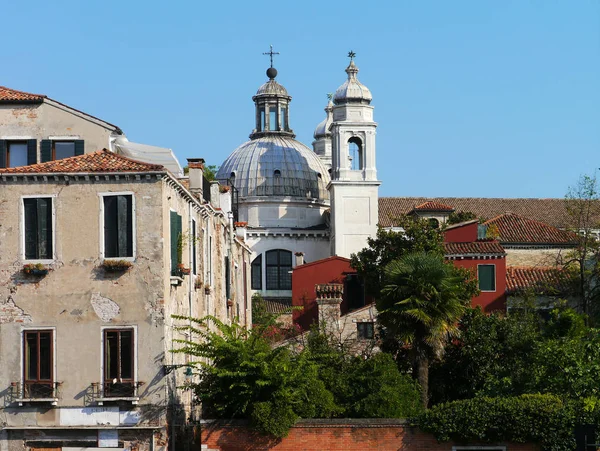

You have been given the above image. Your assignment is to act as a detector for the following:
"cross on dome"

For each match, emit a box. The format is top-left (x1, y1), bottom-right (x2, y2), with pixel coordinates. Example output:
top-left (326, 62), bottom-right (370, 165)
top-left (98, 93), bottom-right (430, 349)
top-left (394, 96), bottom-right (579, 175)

top-left (347, 50), bottom-right (356, 61)
top-left (263, 45), bottom-right (280, 68)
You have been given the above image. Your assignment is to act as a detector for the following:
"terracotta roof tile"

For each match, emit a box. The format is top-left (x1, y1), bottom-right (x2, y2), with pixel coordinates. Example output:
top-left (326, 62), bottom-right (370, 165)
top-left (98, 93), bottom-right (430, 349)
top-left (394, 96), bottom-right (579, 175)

top-left (263, 298), bottom-right (292, 315)
top-left (413, 201), bottom-right (455, 212)
top-left (506, 266), bottom-right (574, 295)
top-left (379, 197), bottom-right (599, 229)
top-left (444, 240), bottom-right (505, 256)
top-left (1, 149), bottom-right (165, 174)
top-left (0, 86), bottom-right (46, 102)
top-left (485, 213), bottom-right (577, 245)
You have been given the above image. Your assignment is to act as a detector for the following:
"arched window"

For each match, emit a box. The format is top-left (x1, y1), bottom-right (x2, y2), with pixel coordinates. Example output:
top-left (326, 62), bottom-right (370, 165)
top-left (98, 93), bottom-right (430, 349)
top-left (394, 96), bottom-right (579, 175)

top-left (348, 137), bottom-right (363, 171)
top-left (251, 255), bottom-right (262, 290)
top-left (428, 218), bottom-right (440, 229)
top-left (273, 169), bottom-right (283, 195)
top-left (266, 249), bottom-right (292, 290)
top-left (230, 171), bottom-right (236, 186)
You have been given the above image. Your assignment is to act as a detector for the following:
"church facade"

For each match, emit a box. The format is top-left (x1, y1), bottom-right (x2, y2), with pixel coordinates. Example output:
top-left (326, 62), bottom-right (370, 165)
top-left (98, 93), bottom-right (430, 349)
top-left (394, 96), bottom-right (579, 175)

top-left (216, 54), bottom-right (380, 304)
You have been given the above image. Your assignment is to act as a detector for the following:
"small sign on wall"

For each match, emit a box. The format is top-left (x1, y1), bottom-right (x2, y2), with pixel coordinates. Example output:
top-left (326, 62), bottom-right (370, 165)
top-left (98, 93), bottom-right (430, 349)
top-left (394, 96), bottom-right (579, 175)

top-left (98, 429), bottom-right (119, 447)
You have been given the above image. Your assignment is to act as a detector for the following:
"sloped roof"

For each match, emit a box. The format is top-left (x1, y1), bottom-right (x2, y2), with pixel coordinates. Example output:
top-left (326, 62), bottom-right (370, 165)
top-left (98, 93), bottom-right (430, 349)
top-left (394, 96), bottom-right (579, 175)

top-left (485, 213), bottom-right (578, 245)
top-left (506, 266), bottom-right (575, 295)
top-left (0, 86), bottom-right (46, 103)
top-left (444, 241), bottom-right (505, 256)
top-left (379, 197), bottom-right (597, 229)
top-left (413, 201), bottom-right (455, 212)
top-left (263, 298), bottom-right (293, 315)
top-left (1, 149), bottom-right (165, 174)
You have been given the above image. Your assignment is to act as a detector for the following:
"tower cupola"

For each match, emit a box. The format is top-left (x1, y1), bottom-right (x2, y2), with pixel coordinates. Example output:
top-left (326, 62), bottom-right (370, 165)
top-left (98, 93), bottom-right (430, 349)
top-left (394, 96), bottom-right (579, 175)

top-left (250, 46), bottom-right (294, 140)
top-left (333, 52), bottom-right (372, 105)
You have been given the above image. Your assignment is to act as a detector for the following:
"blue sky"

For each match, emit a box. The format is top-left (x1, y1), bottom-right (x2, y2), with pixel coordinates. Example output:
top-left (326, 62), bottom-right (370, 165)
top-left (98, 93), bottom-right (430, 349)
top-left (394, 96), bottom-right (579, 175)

top-left (4, 0), bottom-right (599, 198)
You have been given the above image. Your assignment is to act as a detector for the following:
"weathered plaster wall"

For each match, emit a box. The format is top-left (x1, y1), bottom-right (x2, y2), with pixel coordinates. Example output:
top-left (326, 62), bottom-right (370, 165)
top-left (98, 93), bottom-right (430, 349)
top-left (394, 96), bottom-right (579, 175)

top-left (505, 248), bottom-right (567, 266)
top-left (0, 101), bottom-right (117, 158)
top-left (0, 178), bottom-right (166, 428)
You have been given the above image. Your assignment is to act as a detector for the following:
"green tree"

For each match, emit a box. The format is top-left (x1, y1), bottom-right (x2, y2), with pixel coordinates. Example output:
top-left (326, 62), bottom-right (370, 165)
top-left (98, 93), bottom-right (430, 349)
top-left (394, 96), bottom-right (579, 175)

top-left (447, 210), bottom-right (477, 225)
top-left (305, 328), bottom-right (423, 418)
top-left (351, 215), bottom-right (445, 298)
top-left (564, 173), bottom-right (600, 324)
top-left (183, 164), bottom-right (219, 181)
top-left (172, 315), bottom-right (336, 437)
top-left (378, 251), bottom-right (473, 408)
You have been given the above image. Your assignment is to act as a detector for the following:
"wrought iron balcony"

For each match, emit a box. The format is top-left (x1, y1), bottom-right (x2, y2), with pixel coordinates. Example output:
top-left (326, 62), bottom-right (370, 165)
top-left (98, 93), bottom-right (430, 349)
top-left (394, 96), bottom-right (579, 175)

top-left (91, 381), bottom-right (144, 405)
top-left (11, 381), bottom-right (62, 406)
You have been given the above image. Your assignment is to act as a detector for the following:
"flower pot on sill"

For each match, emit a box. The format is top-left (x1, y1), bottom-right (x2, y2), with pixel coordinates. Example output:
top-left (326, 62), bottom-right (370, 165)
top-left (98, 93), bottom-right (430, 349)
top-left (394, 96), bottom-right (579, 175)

top-left (23, 264), bottom-right (49, 276)
top-left (227, 299), bottom-right (234, 307)
top-left (204, 286), bottom-right (211, 295)
top-left (102, 260), bottom-right (133, 272)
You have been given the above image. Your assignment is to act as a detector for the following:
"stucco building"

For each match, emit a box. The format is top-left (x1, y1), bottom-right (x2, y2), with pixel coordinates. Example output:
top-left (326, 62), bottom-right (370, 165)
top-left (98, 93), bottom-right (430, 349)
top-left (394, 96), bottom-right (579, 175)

top-left (0, 89), bottom-right (251, 450)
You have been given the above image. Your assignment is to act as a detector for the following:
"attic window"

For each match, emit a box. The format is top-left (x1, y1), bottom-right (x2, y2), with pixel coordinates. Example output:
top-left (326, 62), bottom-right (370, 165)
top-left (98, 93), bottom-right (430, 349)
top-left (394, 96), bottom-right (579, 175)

top-left (274, 169), bottom-right (281, 177)
top-left (317, 173), bottom-right (322, 179)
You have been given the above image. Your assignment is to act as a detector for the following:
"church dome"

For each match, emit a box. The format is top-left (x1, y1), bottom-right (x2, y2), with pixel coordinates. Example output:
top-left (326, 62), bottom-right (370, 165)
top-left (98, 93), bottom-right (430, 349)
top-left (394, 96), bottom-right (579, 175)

top-left (313, 99), bottom-right (334, 139)
top-left (217, 135), bottom-right (330, 200)
top-left (333, 59), bottom-right (372, 104)
top-left (256, 79), bottom-right (289, 97)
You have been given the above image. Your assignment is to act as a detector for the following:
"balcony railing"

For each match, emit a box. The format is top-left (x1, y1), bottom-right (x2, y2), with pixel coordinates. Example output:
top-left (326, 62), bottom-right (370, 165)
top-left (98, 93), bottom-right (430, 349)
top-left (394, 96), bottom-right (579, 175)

top-left (91, 381), bottom-right (144, 405)
top-left (11, 381), bottom-right (61, 406)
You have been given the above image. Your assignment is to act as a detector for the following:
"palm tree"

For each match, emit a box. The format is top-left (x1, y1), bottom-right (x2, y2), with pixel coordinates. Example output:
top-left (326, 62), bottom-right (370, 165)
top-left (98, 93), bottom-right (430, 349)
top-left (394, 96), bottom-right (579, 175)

top-left (378, 251), bottom-right (471, 408)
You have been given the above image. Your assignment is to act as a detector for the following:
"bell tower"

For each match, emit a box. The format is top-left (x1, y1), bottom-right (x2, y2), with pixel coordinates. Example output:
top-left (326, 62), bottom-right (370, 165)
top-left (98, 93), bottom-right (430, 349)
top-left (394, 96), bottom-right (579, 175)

top-left (328, 52), bottom-right (380, 258)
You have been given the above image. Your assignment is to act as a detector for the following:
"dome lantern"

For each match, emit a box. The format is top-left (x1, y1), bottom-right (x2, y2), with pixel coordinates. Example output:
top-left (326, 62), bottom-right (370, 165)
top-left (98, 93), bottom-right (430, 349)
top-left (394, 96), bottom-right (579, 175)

top-left (250, 46), bottom-right (295, 140)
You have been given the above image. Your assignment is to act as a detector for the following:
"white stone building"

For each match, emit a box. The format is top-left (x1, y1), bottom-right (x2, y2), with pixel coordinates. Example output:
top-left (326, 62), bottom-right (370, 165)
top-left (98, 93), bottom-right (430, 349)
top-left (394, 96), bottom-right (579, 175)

top-left (216, 55), bottom-right (380, 305)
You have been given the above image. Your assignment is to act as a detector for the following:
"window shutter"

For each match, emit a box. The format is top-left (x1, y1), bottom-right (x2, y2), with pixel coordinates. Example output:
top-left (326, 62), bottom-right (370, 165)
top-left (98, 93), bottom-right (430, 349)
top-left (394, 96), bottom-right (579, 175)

top-left (27, 139), bottom-right (37, 165)
top-left (116, 195), bottom-right (133, 257)
top-left (225, 256), bottom-right (230, 300)
top-left (37, 198), bottom-right (52, 259)
top-left (0, 140), bottom-right (6, 168)
top-left (24, 199), bottom-right (38, 259)
top-left (74, 140), bottom-right (84, 156)
top-left (40, 140), bottom-right (52, 163)
top-left (170, 211), bottom-right (179, 276)
top-left (104, 196), bottom-right (118, 258)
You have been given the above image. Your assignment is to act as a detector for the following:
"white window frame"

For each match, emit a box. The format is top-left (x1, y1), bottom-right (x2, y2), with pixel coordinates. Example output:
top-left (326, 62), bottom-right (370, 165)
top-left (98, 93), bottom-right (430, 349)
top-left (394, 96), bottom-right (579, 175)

top-left (477, 263), bottom-right (496, 292)
top-left (99, 325), bottom-right (138, 398)
top-left (20, 326), bottom-right (57, 400)
top-left (20, 194), bottom-right (57, 264)
top-left (98, 191), bottom-right (136, 261)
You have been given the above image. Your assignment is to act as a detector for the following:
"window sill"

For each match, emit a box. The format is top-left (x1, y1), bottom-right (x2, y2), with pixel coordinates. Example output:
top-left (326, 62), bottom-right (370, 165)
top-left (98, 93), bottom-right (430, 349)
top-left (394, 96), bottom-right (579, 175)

top-left (22, 259), bottom-right (55, 265)
top-left (170, 276), bottom-right (183, 286)
top-left (102, 257), bottom-right (135, 262)
top-left (96, 396), bottom-right (139, 405)
top-left (15, 397), bottom-right (58, 406)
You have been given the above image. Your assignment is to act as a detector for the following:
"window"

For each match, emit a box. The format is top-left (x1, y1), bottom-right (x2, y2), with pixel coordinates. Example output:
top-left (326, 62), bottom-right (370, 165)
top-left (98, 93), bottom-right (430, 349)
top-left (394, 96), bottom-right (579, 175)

top-left (478, 264), bottom-right (496, 291)
top-left (23, 330), bottom-right (53, 398)
top-left (0, 139), bottom-right (36, 168)
top-left (428, 218), bottom-right (440, 229)
top-left (269, 106), bottom-right (277, 131)
top-left (348, 137), bottom-right (363, 170)
top-left (40, 139), bottom-right (84, 162)
top-left (265, 249), bottom-right (292, 290)
top-left (357, 322), bottom-right (374, 340)
top-left (104, 329), bottom-right (134, 397)
top-left (192, 218), bottom-right (197, 275)
top-left (103, 195), bottom-right (133, 259)
top-left (225, 256), bottom-right (231, 301)
top-left (170, 211), bottom-right (182, 276)
top-left (251, 255), bottom-right (262, 289)
top-left (259, 107), bottom-right (265, 131)
top-left (23, 197), bottom-right (53, 260)
top-left (280, 107), bottom-right (287, 130)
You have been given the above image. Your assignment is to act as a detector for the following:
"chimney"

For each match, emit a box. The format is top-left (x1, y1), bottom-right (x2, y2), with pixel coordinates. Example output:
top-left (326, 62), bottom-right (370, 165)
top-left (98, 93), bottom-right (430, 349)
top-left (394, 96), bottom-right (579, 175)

top-left (315, 283), bottom-right (343, 330)
top-left (187, 158), bottom-right (205, 198)
top-left (295, 252), bottom-right (305, 267)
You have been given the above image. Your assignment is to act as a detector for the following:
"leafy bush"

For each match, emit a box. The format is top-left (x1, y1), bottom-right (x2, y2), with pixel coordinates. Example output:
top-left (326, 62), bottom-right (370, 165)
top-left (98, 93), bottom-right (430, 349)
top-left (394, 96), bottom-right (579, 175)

top-left (420, 394), bottom-right (576, 451)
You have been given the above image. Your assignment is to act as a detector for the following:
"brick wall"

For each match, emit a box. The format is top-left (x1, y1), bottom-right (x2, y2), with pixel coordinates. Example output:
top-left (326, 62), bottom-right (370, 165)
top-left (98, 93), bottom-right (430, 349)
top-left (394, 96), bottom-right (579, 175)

top-left (200, 419), bottom-right (540, 451)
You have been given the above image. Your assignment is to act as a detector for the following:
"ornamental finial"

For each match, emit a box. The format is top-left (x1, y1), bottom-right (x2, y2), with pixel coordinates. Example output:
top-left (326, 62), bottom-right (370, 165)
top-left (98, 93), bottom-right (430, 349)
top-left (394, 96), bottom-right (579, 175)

top-left (263, 44), bottom-right (280, 68)
top-left (347, 50), bottom-right (356, 61)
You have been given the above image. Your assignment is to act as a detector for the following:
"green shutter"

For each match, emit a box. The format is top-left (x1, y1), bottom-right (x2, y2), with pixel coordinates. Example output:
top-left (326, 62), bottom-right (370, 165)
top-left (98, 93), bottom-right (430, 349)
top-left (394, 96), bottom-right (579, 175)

top-left (27, 139), bottom-right (37, 165)
top-left (24, 199), bottom-right (38, 259)
top-left (170, 211), bottom-right (180, 276)
top-left (225, 256), bottom-right (230, 300)
top-left (74, 140), bottom-right (84, 156)
top-left (478, 265), bottom-right (496, 291)
top-left (37, 198), bottom-right (52, 259)
top-left (116, 195), bottom-right (130, 257)
top-left (40, 140), bottom-right (52, 162)
top-left (104, 196), bottom-right (118, 257)
top-left (0, 140), bottom-right (6, 168)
